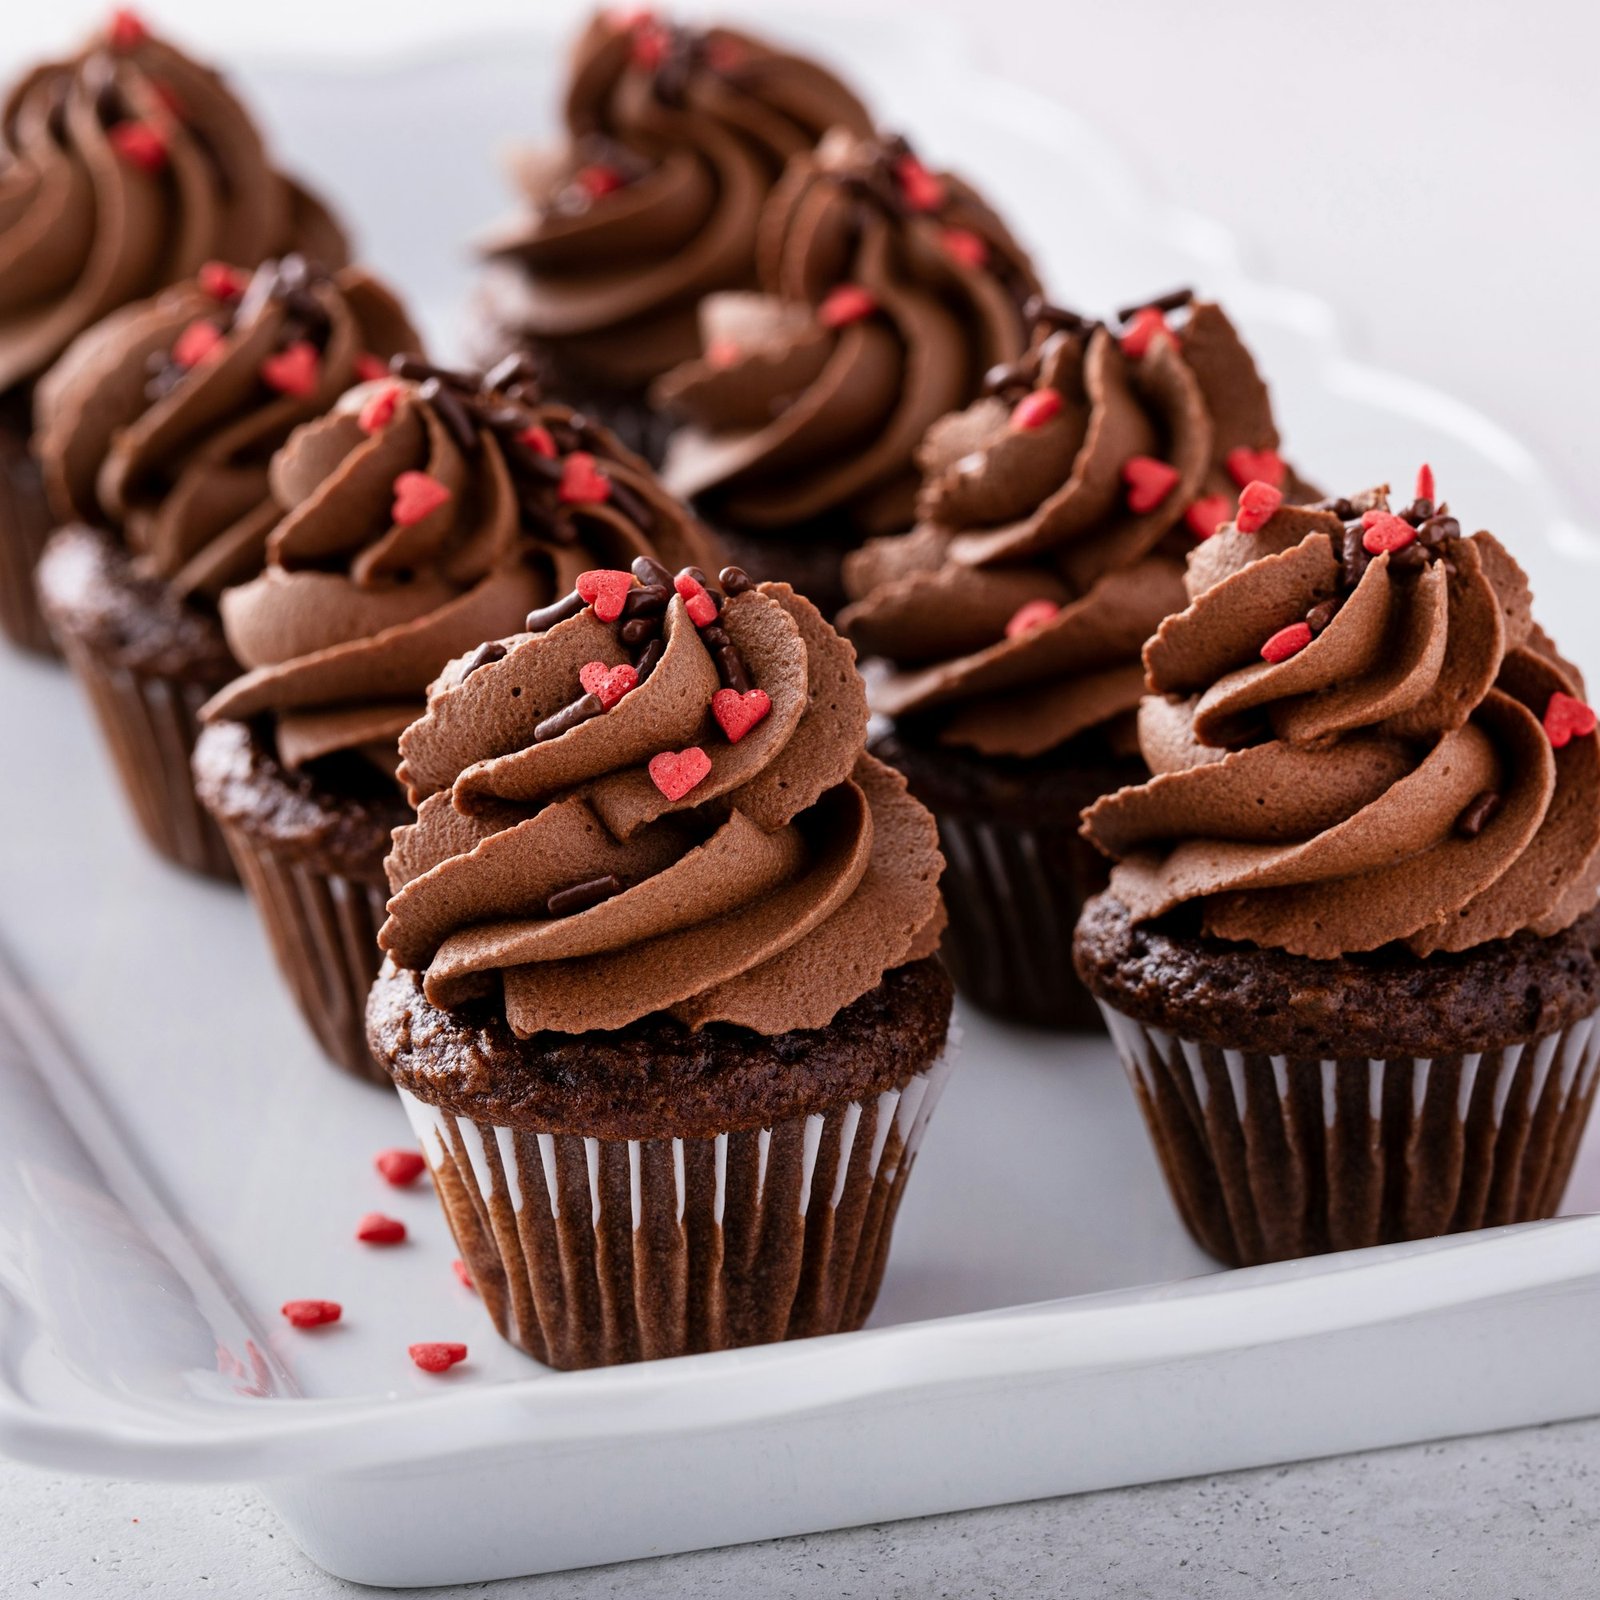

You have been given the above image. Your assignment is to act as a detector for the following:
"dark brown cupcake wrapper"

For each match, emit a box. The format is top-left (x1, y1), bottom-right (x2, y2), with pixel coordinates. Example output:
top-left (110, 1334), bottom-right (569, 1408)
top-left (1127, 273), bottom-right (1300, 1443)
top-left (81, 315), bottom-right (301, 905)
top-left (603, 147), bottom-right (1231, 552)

top-left (934, 810), bottom-right (1105, 1031)
top-left (0, 421), bottom-right (57, 656)
top-left (1100, 1001), bottom-right (1600, 1267)
top-left (57, 635), bottom-right (235, 880)
top-left (216, 819), bottom-right (391, 1085)
top-left (396, 1038), bottom-right (955, 1370)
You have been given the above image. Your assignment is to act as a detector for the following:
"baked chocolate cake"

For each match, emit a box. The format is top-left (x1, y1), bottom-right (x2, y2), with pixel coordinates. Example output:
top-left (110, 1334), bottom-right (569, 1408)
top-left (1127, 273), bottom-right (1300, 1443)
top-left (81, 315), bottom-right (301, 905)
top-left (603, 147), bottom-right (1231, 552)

top-left (839, 294), bottom-right (1309, 1027)
top-left (195, 358), bottom-right (714, 1081)
top-left (369, 564), bottom-right (954, 1368)
top-left (470, 10), bottom-right (872, 463)
top-left (36, 256), bottom-right (415, 878)
top-left (1077, 475), bottom-right (1600, 1264)
top-left (0, 12), bottom-right (345, 653)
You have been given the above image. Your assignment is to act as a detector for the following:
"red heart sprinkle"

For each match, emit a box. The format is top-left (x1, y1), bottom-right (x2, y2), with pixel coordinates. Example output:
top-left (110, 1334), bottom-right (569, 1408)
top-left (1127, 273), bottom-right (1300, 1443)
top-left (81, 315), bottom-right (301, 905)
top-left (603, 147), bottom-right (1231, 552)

top-left (1544, 691), bottom-right (1598, 749)
top-left (1415, 462), bottom-right (1436, 503)
top-left (392, 471), bottom-right (452, 528)
top-left (109, 120), bottom-right (167, 174)
top-left (1120, 306), bottom-right (1168, 359)
top-left (631, 22), bottom-right (668, 67)
top-left (1225, 446), bottom-right (1286, 490)
top-left (260, 341), bottom-right (320, 398)
top-left (648, 747), bottom-right (712, 801)
top-left (1261, 621), bottom-right (1313, 664)
top-left (713, 687), bottom-right (771, 742)
top-left (172, 320), bottom-right (222, 369)
top-left (1122, 455), bottom-right (1180, 514)
top-left (895, 154), bottom-right (946, 212)
top-left (1006, 599), bottom-right (1060, 639)
top-left (579, 659), bottom-right (638, 708)
top-left (576, 568), bottom-right (633, 622)
top-left (198, 260), bottom-right (247, 302)
top-left (358, 384), bottom-right (401, 434)
top-left (576, 163), bottom-right (624, 199)
top-left (108, 9), bottom-right (149, 51)
top-left (452, 1259), bottom-right (476, 1292)
top-left (356, 1213), bottom-right (407, 1245)
top-left (353, 352), bottom-right (389, 383)
top-left (819, 284), bottom-right (877, 329)
top-left (1184, 495), bottom-right (1232, 540)
top-left (519, 424), bottom-right (556, 458)
top-left (704, 338), bottom-right (741, 370)
top-left (375, 1147), bottom-right (426, 1187)
top-left (1361, 510), bottom-right (1416, 554)
top-left (674, 571), bottom-right (718, 626)
top-left (939, 227), bottom-right (989, 269)
top-left (559, 451), bottom-right (611, 505)
top-left (281, 1299), bottom-right (342, 1329)
top-left (409, 1341), bottom-right (468, 1373)
top-left (1010, 389), bottom-right (1063, 431)
top-left (1235, 480), bottom-right (1284, 534)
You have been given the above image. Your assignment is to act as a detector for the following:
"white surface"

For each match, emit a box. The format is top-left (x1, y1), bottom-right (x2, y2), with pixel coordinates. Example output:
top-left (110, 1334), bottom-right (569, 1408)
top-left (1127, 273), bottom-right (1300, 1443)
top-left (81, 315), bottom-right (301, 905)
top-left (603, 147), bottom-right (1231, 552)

top-left (4, 0), bottom-right (1600, 1593)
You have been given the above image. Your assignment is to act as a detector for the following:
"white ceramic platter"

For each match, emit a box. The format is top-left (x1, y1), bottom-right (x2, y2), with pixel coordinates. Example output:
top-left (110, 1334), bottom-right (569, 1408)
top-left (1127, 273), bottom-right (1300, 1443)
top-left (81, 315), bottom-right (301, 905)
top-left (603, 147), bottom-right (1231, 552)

top-left (2, 12), bottom-right (1599, 1589)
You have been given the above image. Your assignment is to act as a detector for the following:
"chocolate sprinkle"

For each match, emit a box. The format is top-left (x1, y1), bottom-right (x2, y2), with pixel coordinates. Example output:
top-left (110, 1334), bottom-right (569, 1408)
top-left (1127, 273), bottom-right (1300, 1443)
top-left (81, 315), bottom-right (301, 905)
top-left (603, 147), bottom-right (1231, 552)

top-left (461, 640), bottom-right (507, 679)
top-left (534, 691), bottom-right (603, 742)
top-left (621, 584), bottom-right (669, 619)
top-left (618, 617), bottom-right (656, 647)
top-left (634, 637), bottom-right (665, 681)
top-left (525, 589), bottom-right (585, 633)
top-left (1305, 598), bottom-right (1342, 636)
top-left (419, 376), bottom-right (481, 455)
top-left (1455, 790), bottom-right (1502, 839)
top-left (632, 555), bottom-right (672, 588)
top-left (716, 645), bottom-right (752, 693)
top-left (1116, 286), bottom-right (1194, 321)
top-left (718, 566), bottom-right (754, 596)
top-left (546, 873), bottom-right (624, 918)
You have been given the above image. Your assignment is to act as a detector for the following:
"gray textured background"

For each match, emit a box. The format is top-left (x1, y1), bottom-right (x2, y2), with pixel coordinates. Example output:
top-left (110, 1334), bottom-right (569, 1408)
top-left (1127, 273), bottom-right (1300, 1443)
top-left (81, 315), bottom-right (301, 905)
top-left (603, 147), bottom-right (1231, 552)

top-left (5, 0), bottom-right (1599, 1593)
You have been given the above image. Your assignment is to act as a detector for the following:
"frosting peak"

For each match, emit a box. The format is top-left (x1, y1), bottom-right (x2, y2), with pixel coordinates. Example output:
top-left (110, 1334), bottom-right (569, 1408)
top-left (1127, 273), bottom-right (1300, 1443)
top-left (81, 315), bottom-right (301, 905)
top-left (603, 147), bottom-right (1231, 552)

top-left (381, 569), bottom-right (945, 1036)
top-left (839, 297), bottom-right (1305, 757)
top-left (202, 358), bottom-right (713, 780)
top-left (34, 255), bottom-right (417, 599)
top-left (476, 11), bottom-right (871, 392)
top-left (654, 127), bottom-right (1040, 538)
top-left (0, 18), bottom-right (345, 394)
top-left (1081, 481), bottom-right (1600, 958)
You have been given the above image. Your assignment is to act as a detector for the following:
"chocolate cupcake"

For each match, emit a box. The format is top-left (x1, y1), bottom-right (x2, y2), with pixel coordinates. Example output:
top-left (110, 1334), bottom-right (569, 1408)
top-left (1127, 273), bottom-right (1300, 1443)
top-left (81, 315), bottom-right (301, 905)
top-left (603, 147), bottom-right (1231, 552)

top-left (34, 258), bottom-right (416, 880)
top-left (653, 127), bottom-right (1040, 616)
top-left (471, 11), bottom-right (871, 464)
top-left (838, 296), bottom-right (1307, 1027)
top-left (1077, 475), bottom-right (1600, 1264)
top-left (0, 11), bottom-right (345, 654)
top-left (194, 361), bottom-right (715, 1082)
top-left (369, 567), bottom-right (953, 1369)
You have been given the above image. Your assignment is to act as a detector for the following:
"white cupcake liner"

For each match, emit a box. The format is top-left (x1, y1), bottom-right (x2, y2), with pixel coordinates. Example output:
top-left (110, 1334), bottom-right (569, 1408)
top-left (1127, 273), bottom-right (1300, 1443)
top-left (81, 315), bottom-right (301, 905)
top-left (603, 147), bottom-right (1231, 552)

top-left (1100, 1002), bottom-right (1600, 1266)
top-left (396, 1031), bottom-right (957, 1369)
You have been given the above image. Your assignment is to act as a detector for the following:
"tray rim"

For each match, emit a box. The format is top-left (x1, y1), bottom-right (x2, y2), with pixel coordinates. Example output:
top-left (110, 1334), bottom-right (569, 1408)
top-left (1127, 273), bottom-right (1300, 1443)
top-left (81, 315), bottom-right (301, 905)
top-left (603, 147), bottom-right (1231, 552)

top-left (3, 17), bottom-right (1600, 1488)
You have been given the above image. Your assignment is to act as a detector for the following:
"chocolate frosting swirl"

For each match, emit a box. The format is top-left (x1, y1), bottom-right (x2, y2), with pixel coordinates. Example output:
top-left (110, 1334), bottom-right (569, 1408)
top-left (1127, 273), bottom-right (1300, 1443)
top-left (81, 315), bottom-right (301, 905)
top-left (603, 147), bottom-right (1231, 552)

top-left (381, 576), bottom-right (946, 1036)
top-left (654, 127), bottom-right (1040, 538)
top-left (34, 256), bottom-right (417, 599)
top-left (838, 299), bottom-right (1305, 757)
top-left (1081, 486), bottom-right (1600, 957)
top-left (476, 11), bottom-right (871, 392)
top-left (0, 17), bottom-right (346, 396)
top-left (202, 364), bottom-right (714, 780)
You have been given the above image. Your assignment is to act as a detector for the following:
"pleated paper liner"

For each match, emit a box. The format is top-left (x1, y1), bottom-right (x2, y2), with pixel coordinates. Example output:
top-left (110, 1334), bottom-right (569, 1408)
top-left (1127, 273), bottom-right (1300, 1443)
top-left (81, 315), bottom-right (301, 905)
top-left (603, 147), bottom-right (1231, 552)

top-left (0, 411), bottom-right (58, 655)
top-left (216, 820), bottom-right (391, 1085)
top-left (55, 633), bottom-right (236, 881)
top-left (1099, 1002), bottom-right (1600, 1267)
top-left (397, 1039), bottom-right (957, 1370)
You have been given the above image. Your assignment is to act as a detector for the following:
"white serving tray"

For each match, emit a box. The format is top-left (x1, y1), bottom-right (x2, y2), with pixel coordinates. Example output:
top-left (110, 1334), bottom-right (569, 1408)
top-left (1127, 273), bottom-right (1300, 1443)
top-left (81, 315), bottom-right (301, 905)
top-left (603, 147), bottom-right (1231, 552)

top-left (4, 12), bottom-right (1600, 1589)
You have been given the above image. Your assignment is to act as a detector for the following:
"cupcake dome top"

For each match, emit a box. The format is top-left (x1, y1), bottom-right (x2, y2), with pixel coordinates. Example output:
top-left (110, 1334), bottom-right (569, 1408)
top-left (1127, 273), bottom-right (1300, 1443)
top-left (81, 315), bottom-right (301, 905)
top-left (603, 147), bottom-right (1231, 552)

top-left (1081, 479), bottom-right (1600, 958)
top-left (34, 255), bottom-right (418, 600)
top-left (0, 11), bottom-right (346, 395)
top-left (381, 570), bottom-right (945, 1037)
top-left (838, 296), bottom-right (1306, 758)
top-left (654, 126), bottom-right (1040, 537)
top-left (203, 358), bottom-right (713, 778)
top-left (476, 10), bottom-right (872, 391)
